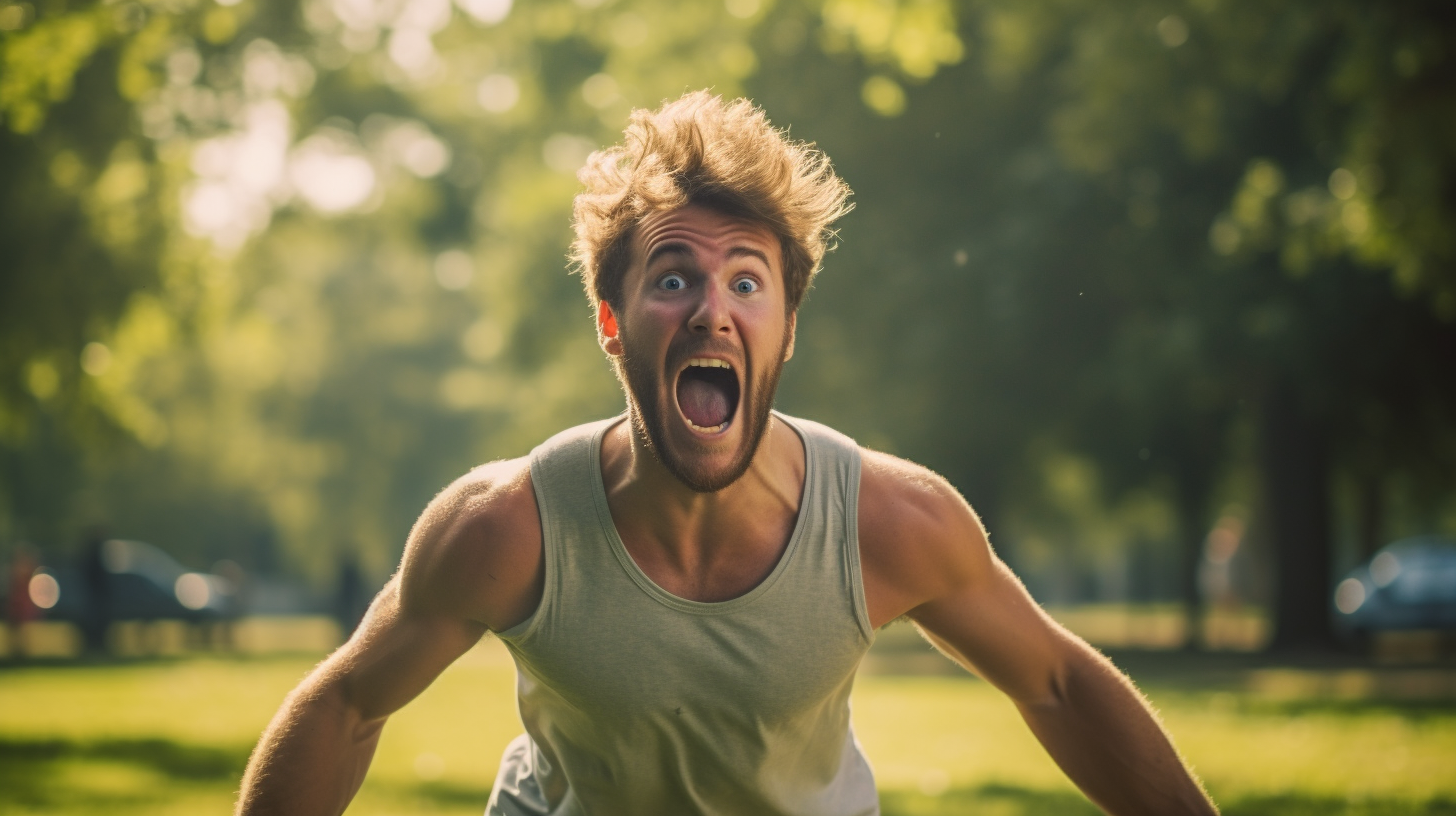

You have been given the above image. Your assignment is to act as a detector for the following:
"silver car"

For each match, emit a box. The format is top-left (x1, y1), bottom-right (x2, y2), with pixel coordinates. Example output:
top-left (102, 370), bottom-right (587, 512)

top-left (1333, 536), bottom-right (1456, 631)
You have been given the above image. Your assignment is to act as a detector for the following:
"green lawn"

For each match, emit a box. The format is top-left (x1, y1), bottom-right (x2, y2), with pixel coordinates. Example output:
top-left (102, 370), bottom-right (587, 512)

top-left (1, 636), bottom-right (1453, 815)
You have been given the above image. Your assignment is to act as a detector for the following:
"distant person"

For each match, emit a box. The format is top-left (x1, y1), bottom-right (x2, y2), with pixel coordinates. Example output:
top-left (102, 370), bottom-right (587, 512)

top-left (333, 554), bottom-right (368, 638)
top-left (212, 559), bottom-right (249, 651)
top-left (6, 544), bottom-right (40, 655)
top-left (79, 530), bottom-right (111, 655)
top-left (238, 93), bottom-right (1218, 816)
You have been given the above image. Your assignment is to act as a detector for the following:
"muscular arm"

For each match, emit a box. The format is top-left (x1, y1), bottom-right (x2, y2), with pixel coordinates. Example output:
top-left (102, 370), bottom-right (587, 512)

top-left (859, 452), bottom-right (1217, 816)
top-left (235, 460), bottom-right (542, 816)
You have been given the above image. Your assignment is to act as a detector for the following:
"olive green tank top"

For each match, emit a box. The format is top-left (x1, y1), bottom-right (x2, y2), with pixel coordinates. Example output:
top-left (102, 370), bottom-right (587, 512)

top-left (486, 412), bottom-right (878, 816)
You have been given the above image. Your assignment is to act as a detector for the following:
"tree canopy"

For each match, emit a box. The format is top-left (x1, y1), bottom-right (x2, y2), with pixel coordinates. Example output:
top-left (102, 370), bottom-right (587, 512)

top-left (4, 0), bottom-right (1453, 648)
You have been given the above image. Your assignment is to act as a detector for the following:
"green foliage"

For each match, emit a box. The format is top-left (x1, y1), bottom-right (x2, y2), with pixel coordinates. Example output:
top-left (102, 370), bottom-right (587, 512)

top-left (0, 7), bottom-right (112, 134)
top-left (759, 0), bottom-right (1456, 634)
top-left (2, 0), bottom-right (1454, 635)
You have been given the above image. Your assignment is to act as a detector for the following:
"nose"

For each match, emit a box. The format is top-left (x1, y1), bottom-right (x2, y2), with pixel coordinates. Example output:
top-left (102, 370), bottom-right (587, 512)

top-left (688, 282), bottom-right (733, 336)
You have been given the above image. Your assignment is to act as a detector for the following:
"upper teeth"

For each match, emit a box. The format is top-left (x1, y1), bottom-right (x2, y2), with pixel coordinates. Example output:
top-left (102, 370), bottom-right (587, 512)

top-left (687, 358), bottom-right (732, 369)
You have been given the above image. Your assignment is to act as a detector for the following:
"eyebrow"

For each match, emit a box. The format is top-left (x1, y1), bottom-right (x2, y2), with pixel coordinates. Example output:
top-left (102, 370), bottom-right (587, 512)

top-left (644, 242), bottom-right (773, 270)
top-left (726, 246), bottom-right (773, 268)
top-left (644, 243), bottom-right (694, 268)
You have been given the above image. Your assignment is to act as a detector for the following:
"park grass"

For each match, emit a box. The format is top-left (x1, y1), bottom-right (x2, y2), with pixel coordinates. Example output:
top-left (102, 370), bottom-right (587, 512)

top-left (1, 637), bottom-right (1454, 815)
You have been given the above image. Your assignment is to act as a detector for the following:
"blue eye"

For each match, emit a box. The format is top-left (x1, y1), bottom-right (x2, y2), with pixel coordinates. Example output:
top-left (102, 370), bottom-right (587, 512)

top-left (660, 274), bottom-right (686, 291)
top-left (734, 278), bottom-right (758, 294)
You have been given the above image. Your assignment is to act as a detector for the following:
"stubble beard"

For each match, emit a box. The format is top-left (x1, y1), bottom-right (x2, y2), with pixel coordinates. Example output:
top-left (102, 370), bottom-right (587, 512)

top-left (617, 334), bottom-right (787, 494)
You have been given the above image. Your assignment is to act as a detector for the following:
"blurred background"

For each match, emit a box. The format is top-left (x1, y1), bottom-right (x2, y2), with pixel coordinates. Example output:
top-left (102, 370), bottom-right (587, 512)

top-left (2, 0), bottom-right (1455, 813)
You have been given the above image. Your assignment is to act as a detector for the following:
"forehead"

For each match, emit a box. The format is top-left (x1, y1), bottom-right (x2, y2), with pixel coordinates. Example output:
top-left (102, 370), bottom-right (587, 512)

top-left (631, 204), bottom-right (780, 267)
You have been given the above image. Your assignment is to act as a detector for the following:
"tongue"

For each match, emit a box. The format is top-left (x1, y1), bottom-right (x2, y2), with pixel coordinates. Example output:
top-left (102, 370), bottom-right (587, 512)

top-left (678, 377), bottom-right (731, 428)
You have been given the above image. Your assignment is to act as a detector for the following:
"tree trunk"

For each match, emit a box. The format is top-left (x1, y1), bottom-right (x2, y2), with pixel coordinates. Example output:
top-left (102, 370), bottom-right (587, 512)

top-left (1355, 473), bottom-right (1385, 562)
top-left (1260, 384), bottom-right (1335, 650)
top-left (1173, 474), bottom-right (1209, 651)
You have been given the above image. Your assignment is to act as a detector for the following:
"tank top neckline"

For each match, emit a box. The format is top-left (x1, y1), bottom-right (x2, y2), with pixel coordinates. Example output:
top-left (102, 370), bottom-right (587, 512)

top-left (586, 411), bottom-right (817, 615)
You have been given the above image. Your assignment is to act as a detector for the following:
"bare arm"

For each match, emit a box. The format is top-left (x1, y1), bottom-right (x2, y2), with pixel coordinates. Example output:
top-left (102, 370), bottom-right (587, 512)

top-left (236, 460), bottom-right (542, 816)
top-left (859, 452), bottom-right (1217, 816)
top-left (235, 581), bottom-right (485, 815)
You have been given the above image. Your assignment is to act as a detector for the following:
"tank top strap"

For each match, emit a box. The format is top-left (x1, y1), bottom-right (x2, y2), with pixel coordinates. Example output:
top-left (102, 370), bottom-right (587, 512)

top-left (495, 417), bottom-right (618, 641)
top-left (775, 412), bottom-right (874, 643)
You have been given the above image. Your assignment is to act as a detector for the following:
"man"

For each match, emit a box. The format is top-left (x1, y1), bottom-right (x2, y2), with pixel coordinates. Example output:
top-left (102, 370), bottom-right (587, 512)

top-left (236, 92), bottom-right (1219, 816)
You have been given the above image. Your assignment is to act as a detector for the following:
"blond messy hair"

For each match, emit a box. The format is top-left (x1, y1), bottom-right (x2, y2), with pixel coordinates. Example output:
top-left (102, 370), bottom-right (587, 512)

top-left (571, 91), bottom-right (852, 313)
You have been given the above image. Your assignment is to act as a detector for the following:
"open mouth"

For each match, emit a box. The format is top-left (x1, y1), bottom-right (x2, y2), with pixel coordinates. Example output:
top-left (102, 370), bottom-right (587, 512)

top-left (675, 358), bottom-right (741, 434)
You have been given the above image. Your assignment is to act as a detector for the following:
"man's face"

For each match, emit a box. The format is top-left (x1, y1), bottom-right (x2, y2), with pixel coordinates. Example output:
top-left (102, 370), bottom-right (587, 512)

top-left (599, 204), bottom-right (796, 492)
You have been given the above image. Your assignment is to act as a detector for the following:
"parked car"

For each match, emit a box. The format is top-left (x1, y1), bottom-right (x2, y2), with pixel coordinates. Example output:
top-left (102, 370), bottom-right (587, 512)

top-left (1333, 536), bottom-right (1456, 632)
top-left (37, 539), bottom-right (233, 625)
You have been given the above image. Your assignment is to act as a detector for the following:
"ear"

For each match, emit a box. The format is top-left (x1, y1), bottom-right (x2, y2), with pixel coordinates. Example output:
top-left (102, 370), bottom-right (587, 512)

top-left (598, 300), bottom-right (622, 356)
top-left (783, 311), bottom-right (797, 362)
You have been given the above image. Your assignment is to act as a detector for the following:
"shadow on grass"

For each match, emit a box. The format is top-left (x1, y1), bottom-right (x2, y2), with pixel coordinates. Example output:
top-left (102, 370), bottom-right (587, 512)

top-left (396, 779), bottom-right (494, 807)
top-left (1222, 794), bottom-right (1456, 815)
top-left (0, 736), bottom-right (247, 809)
top-left (881, 783), bottom-right (1102, 815)
top-left (881, 784), bottom-right (1456, 816)
top-left (1236, 697), bottom-right (1456, 721)
top-left (0, 736), bottom-right (498, 812)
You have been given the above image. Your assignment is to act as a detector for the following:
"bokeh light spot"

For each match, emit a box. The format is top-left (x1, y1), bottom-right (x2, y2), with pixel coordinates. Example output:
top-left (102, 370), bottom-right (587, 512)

top-left (477, 73), bottom-right (520, 113)
top-left (29, 572), bottom-right (60, 609)
top-left (25, 359), bottom-right (59, 400)
top-left (861, 75), bottom-right (906, 117)
top-left (175, 573), bottom-right (211, 610)
top-left (388, 28), bottom-right (440, 77)
top-left (81, 342), bottom-right (113, 376)
top-left (1328, 168), bottom-right (1357, 200)
top-left (462, 319), bottom-right (504, 361)
top-left (401, 132), bottom-right (450, 177)
top-left (1370, 552), bottom-right (1401, 588)
top-left (434, 250), bottom-right (475, 290)
top-left (1157, 15), bottom-right (1189, 48)
top-left (581, 73), bottom-right (619, 109)
top-left (1209, 217), bottom-right (1241, 255)
top-left (289, 134), bottom-right (376, 213)
top-left (725, 0), bottom-right (760, 20)
top-left (456, 0), bottom-right (510, 25)
top-left (0, 3), bottom-right (30, 29)
top-left (1334, 578), bottom-right (1366, 614)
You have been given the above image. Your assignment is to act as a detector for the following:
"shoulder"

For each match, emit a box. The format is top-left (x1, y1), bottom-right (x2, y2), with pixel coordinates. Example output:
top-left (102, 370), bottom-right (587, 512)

top-left (397, 456), bottom-right (543, 633)
top-left (858, 449), bottom-right (983, 549)
top-left (857, 448), bottom-right (994, 623)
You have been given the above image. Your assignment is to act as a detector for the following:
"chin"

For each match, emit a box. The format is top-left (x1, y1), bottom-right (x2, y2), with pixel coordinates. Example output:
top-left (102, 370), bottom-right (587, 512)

top-left (620, 344), bottom-right (784, 493)
top-left (628, 400), bottom-right (758, 494)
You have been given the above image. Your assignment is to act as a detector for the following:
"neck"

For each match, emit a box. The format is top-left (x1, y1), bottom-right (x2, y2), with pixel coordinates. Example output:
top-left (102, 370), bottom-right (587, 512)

top-left (600, 411), bottom-right (805, 570)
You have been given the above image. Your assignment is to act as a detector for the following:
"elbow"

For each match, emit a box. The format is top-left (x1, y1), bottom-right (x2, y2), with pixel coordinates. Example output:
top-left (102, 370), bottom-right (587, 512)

top-left (1046, 661), bottom-right (1075, 708)
top-left (1010, 665), bottom-right (1071, 714)
top-left (290, 667), bottom-right (390, 742)
top-left (349, 713), bottom-right (387, 747)
top-left (333, 678), bottom-right (392, 739)
top-left (1023, 665), bottom-right (1074, 712)
top-left (1019, 642), bottom-right (1098, 712)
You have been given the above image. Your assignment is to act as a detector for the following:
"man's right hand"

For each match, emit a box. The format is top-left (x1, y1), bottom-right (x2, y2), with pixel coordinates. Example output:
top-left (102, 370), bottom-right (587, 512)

top-left (235, 458), bottom-right (543, 816)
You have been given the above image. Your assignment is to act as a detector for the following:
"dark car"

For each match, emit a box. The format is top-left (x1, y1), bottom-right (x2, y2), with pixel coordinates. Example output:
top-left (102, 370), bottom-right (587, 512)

top-left (1333, 536), bottom-right (1456, 632)
top-left (37, 539), bottom-right (232, 625)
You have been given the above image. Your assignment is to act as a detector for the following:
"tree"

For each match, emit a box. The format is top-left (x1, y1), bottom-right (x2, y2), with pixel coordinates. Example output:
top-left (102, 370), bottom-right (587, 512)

top-left (770, 0), bottom-right (1456, 648)
top-left (4, 0), bottom-right (1453, 655)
